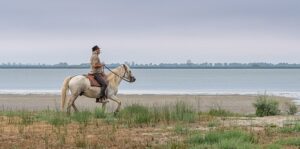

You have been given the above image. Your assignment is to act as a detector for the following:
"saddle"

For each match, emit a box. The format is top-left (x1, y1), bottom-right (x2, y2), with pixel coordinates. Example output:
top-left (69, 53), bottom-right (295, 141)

top-left (86, 74), bottom-right (107, 87)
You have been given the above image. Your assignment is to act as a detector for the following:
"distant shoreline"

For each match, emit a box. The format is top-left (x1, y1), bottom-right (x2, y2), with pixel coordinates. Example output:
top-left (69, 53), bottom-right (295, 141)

top-left (2, 62), bottom-right (300, 69)
top-left (2, 67), bottom-right (300, 69)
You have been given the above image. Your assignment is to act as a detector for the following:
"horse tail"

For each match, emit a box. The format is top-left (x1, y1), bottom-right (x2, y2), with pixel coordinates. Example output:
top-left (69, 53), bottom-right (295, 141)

top-left (61, 76), bottom-right (73, 111)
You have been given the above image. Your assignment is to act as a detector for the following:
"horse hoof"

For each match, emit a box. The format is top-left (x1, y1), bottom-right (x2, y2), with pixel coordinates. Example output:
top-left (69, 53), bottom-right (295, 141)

top-left (114, 111), bottom-right (119, 116)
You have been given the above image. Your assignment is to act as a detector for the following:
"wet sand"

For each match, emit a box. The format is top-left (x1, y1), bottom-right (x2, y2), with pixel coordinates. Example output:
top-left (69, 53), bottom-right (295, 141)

top-left (0, 94), bottom-right (294, 114)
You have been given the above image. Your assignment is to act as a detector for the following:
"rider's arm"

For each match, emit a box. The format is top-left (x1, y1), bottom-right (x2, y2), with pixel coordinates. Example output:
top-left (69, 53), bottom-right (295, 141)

top-left (93, 63), bottom-right (104, 68)
top-left (91, 56), bottom-right (104, 68)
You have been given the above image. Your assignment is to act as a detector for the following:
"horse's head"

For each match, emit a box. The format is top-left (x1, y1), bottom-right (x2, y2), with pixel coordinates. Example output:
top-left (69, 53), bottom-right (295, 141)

top-left (122, 64), bottom-right (136, 83)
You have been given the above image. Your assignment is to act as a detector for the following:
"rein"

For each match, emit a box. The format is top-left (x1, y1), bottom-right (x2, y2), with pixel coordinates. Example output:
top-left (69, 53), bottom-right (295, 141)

top-left (104, 65), bottom-right (131, 82)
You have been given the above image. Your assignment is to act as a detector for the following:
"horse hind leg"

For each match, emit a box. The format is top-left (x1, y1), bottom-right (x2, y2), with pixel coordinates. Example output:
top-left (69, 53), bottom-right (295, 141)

top-left (67, 94), bottom-right (79, 114)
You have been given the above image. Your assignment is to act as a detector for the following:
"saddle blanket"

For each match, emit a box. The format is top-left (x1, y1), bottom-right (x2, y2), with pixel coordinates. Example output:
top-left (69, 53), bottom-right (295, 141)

top-left (86, 74), bottom-right (101, 87)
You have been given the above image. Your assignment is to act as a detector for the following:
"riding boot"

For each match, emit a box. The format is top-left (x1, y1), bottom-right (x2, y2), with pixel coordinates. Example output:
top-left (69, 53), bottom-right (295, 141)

top-left (94, 73), bottom-right (108, 103)
top-left (100, 87), bottom-right (106, 99)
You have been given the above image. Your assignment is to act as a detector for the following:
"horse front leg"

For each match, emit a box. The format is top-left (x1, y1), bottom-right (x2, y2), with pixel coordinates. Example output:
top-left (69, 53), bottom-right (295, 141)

top-left (109, 95), bottom-right (121, 113)
top-left (102, 102), bottom-right (108, 111)
top-left (72, 104), bottom-right (79, 112)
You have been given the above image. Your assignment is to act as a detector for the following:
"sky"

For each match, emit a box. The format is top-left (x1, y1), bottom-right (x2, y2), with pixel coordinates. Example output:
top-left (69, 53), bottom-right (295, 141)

top-left (0, 0), bottom-right (300, 64)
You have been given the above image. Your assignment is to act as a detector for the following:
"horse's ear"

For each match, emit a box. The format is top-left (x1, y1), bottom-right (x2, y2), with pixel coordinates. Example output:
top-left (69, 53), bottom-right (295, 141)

top-left (123, 64), bottom-right (128, 71)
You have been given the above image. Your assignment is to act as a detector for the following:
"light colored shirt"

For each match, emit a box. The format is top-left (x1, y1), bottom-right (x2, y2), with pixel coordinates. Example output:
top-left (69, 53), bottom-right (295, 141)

top-left (90, 51), bottom-right (103, 74)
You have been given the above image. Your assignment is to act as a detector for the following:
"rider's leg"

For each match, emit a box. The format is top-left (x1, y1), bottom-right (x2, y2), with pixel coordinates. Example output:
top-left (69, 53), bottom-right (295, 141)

top-left (94, 73), bottom-right (108, 100)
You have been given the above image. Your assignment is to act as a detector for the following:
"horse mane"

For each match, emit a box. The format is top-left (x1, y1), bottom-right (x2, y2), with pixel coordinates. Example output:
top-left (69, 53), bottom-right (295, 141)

top-left (106, 65), bottom-right (124, 85)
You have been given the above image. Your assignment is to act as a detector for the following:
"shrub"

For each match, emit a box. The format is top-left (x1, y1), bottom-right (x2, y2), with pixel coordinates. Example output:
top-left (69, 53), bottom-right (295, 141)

top-left (253, 95), bottom-right (280, 117)
top-left (285, 102), bottom-right (298, 115)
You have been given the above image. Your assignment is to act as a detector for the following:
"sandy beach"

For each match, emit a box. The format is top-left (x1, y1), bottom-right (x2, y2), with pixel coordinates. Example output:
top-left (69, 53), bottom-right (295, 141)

top-left (0, 94), bottom-right (294, 114)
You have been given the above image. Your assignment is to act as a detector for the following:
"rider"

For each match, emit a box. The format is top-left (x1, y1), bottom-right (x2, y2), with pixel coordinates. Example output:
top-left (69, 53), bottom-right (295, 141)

top-left (90, 45), bottom-right (108, 103)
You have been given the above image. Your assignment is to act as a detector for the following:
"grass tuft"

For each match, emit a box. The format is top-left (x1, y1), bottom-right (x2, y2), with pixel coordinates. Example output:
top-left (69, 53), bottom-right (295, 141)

top-left (35, 110), bottom-right (70, 127)
top-left (276, 137), bottom-right (300, 146)
top-left (71, 110), bottom-right (92, 125)
top-left (188, 129), bottom-right (257, 148)
top-left (208, 108), bottom-right (237, 117)
top-left (93, 108), bottom-right (107, 119)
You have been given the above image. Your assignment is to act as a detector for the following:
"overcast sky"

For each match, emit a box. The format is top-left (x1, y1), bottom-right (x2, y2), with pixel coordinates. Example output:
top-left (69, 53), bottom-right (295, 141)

top-left (0, 0), bottom-right (300, 64)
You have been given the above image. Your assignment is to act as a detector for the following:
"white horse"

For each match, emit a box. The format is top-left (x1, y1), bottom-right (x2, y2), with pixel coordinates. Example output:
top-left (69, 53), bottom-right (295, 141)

top-left (61, 64), bottom-right (136, 114)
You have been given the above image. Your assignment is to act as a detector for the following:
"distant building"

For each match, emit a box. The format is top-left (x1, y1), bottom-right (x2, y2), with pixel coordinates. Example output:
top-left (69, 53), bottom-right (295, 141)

top-left (187, 59), bottom-right (192, 65)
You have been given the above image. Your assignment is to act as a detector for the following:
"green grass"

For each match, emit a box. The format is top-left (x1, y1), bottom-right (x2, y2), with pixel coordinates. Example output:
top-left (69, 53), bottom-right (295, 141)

top-left (265, 144), bottom-right (282, 149)
top-left (93, 108), bottom-right (107, 119)
top-left (0, 102), bottom-right (243, 127)
top-left (208, 108), bottom-right (238, 117)
top-left (276, 137), bottom-right (300, 146)
top-left (0, 102), bottom-right (241, 128)
top-left (0, 110), bottom-right (35, 125)
top-left (71, 110), bottom-right (92, 125)
top-left (1, 103), bottom-right (300, 148)
top-left (174, 124), bottom-right (189, 135)
top-left (118, 102), bottom-right (197, 126)
top-left (188, 129), bottom-right (258, 148)
top-left (118, 104), bottom-right (152, 125)
top-left (207, 120), bottom-right (220, 127)
top-left (171, 102), bottom-right (197, 122)
top-left (35, 110), bottom-right (70, 127)
top-left (279, 122), bottom-right (300, 133)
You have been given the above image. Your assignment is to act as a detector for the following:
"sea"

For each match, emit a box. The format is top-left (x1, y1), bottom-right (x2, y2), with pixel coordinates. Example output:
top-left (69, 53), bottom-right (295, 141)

top-left (1, 68), bottom-right (300, 104)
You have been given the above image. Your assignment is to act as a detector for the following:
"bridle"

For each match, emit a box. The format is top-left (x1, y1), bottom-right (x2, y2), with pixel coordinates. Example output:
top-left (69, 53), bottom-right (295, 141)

top-left (104, 65), bottom-right (132, 82)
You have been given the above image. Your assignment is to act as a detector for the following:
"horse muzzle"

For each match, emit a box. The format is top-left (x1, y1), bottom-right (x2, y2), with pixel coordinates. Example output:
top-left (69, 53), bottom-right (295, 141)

top-left (130, 76), bottom-right (136, 82)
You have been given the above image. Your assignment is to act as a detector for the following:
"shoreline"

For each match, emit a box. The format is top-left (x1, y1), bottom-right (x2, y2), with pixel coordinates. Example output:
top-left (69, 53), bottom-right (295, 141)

top-left (0, 94), bottom-right (296, 114)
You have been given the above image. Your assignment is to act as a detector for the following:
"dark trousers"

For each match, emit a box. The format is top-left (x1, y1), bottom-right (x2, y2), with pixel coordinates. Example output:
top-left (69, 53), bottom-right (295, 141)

top-left (94, 73), bottom-right (107, 97)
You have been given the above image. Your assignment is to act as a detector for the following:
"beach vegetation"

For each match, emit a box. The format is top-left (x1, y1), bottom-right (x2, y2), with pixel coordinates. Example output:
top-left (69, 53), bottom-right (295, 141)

top-left (118, 104), bottom-right (152, 126)
top-left (280, 122), bottom-right (300, 133)
top-left (35, 110), bottom-right (70, 127)
top-left (285, 102), bottom-right (298, 115)
top-left (71, 110), bottom-right (92, 126)
top-left (117, 102), bottom-right (197, 126)
top-left (0, 101), bottom-right (299, 148)
top-left (188, 129), bottom-right (258, 149)
top-left (174, 124), bottom-right (189, 135)
top-left (275, 137), bottom-right (300, 146)
top-left (208, 108), bottom-right (238, 117)
top-left (265, 144), bottom-right (282, 149)
top-left (253, 94), bottom-right (280, 116)
top-left (93, 108), bottom-right (107, 119)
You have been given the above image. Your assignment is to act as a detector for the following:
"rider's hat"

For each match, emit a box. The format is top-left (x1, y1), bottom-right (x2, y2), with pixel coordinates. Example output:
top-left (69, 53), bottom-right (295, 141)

top-left (92, 45), bottom-right (100, 51)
